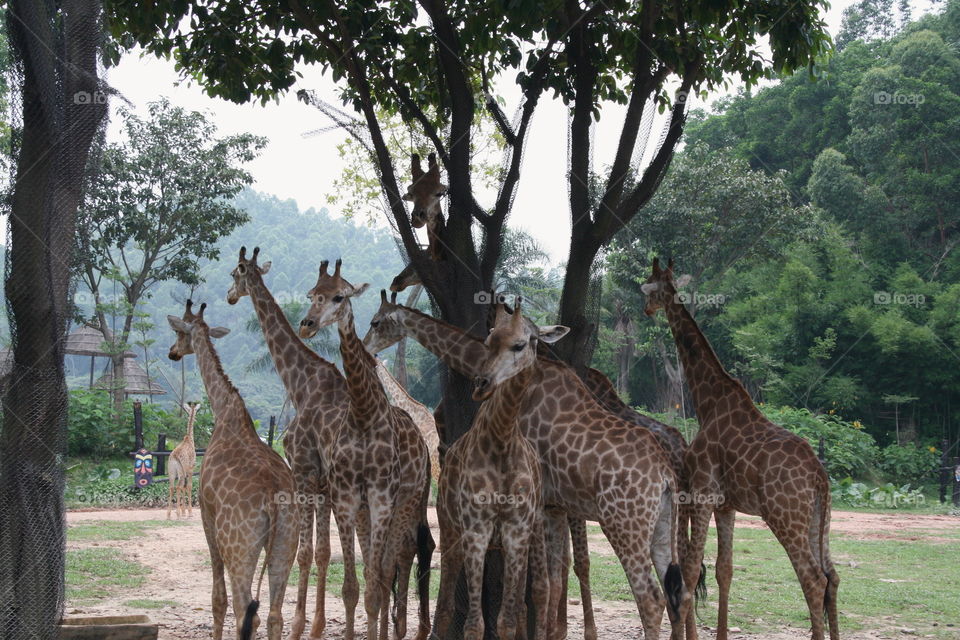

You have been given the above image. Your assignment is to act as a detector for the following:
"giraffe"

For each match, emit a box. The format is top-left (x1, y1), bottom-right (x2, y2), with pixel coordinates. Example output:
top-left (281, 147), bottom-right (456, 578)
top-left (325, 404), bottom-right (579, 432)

top-left (166, 401), bottom-right (199, 519)
top-left (374, 355), bottom-right (441, 483)
top-left (641, 257), bottom-right (839, 640)
top-left (392, 153), bottom-right (447, 293)
top-left (167, 300), bottom-right (298, 640)
top-left (299, 259), bottom-right (434, 640)
top-left (362, 295), bottom-right (691, 639)
top-left (227, 245), bottom-right (348, 640)
top-left (433, 298), bottom-right (553, 640)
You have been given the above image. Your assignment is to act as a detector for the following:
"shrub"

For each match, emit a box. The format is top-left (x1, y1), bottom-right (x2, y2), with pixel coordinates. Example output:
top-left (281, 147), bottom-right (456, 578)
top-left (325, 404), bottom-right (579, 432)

top-left (877, 443), bottom-right (939, 486)
top-left (68, 476), bottom-right (199, 508)
top-left (67, 390), bottom-right (124, 458)
top-left (762, 406), bottom-right (880, 478)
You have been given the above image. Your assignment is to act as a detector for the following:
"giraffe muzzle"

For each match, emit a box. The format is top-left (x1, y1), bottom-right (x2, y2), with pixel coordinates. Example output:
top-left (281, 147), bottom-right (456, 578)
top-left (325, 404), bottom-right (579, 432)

top-left (299, 318), bottom-right (317, 339)
top-left (472, 376), bottom-right (492, 401)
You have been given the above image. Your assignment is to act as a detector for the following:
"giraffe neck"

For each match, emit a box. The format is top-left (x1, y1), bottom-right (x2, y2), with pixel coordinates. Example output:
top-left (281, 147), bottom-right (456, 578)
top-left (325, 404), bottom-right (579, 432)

top-left (191, 327), bottom-right (260, 443)
top-left (247, 271), bottom-right (341, 407)
top-left (375, 359), bottom-right (421, 414)
top-left (339, 303), bottom-right (391, 427)
top-left (663, 297), bottom-right (756, 423)
top-left (479, 363), bottom-right (533, 444)
top-left (397, 307), bottom-right (486, 378)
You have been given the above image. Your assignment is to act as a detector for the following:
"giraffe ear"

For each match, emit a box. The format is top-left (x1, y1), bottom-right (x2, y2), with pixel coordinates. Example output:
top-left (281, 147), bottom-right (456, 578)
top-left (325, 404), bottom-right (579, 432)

top-left (674, 274), bottom-right (692, 288)
top-left (208, 326), bottom-right (231, 339)
top-left (350, 283), bottom-right (370, 297)
top-left (167, 315), bottom-right (191, 332)
top-left (259, 261), bottom-right (272, 275)
top-left (640, 283), bottom-right (660, 295)
top-left (538, 325), bottom-right (570, 344)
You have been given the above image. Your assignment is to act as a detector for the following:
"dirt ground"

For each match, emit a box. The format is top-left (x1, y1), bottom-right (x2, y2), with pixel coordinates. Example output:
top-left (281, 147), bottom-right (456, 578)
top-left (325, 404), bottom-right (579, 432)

top-left (64, 508), bottom-right (956, 639)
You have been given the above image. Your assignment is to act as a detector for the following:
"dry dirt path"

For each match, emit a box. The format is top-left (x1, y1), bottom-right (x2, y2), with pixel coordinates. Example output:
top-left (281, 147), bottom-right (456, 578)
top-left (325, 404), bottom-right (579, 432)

top-left (65, 508), bottom-right (956, 639)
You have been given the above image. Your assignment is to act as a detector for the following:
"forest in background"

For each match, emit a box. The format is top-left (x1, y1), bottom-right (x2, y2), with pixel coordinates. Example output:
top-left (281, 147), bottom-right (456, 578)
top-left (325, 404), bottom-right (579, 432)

top-left (51, 0), bottom-right (960, 472)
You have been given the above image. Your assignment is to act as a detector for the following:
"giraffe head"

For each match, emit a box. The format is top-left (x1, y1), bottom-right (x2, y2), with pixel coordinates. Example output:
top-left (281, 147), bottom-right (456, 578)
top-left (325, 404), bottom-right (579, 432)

top-left (472, 297), bottom-right (569, 401)
top-left (640, 257), bottom-right (691, 316)
top-left (403, 153), bottom-right (446, 230)
top-left (226, 246), bottom-right (272, 304)
top-left (299, 259), bottom-right (369, 338)
top-left (167, 300), bottom-right (230, 360)
top-left (362, 290), bottom-right (404, 354)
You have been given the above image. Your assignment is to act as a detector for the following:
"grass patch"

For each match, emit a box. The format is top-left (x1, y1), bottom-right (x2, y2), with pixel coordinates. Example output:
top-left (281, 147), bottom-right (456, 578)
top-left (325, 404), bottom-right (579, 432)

top-left (568, 523), bottom-right (960, 638)
top-left (66, 548), bottom-right (149, 605)
top-left (123, 599), bottom-right (179, 609)
top-left (68, 519), bottom-right (187, 542)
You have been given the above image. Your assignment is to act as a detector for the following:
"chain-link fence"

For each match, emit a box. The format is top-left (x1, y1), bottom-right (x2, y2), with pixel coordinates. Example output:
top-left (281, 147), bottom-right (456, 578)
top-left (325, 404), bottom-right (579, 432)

top-left (0, 1), bottom-right (107, 638)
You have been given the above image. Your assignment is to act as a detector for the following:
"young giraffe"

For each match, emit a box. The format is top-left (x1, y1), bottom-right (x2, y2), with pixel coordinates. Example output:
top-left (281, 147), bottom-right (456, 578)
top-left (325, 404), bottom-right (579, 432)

top-left (166, 401), bottom-right (199, 519)
top-left (167, 300), bottom-right (298, 640)
top-left (641, 258), bottom-right (839, 640)
top-left (299, 259), bottom-right (433, 640)
top-left (433, 298), bottom-right (554, 640)
top-left (391, 153), bottom-right (447, 293)
top-left (374, 355), bottom-right (441, 483)
top-left (363, 296), bottom-right (691, 639)
top-left (227, 246), bottom-right (348, 640)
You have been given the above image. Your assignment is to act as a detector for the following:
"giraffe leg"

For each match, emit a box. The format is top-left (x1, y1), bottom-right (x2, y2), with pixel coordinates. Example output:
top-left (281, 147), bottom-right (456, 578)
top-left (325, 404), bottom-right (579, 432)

top-left (600, 519), bottom-right (663, 640)
top-left (542, 509), bottom-right (569, 640)
top-left (166, 469), bottom-right (175, 520)
top-left (460, 528), bottom-right (492, 640)
top-left (310, 496), bottom-right (332, 639)
top-left (767, 517), bottom-right (828, 640)
top-left (186, 472), bottom-right (194, 518)
top-left (432, 521), bottom-right (464, 640)
top-left (529, 516), bottom-right (550, 640)
top-left (498, 521), bottom-right (532, 640)
top-left (714, 509), bottom-right (735, 640)
top-left (227, 550), bottom-right (259, 640)
top-left (208, 538), bottom-right (227, 640)
top-left (650, 484), bottom-right (691, 640)
top-left (268, 501), bottom-right (299, 640)
top-left (364, 496), bottom-right (394, 640)
top-left (338, 511), bottom-right (361, 640)
top-left (682, 504), bottom-right (712, 640)
top-left (568, 518), bottom-right (596, 640)
top-left (386, 499), bottom-right (419, 640)
top-left (289, 473), bottom-right (318, 640)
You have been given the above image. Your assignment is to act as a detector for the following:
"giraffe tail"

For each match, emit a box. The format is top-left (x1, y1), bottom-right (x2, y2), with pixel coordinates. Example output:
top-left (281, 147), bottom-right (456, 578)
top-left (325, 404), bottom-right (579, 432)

top-left (240, 600), bottom-right (259, 640)
top-left (817, 481), bottom-right (840, 640)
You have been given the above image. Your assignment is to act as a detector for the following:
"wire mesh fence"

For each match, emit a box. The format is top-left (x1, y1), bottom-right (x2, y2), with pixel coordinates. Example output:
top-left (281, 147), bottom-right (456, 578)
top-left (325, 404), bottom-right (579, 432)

top-left (0, 1), bottom-right (107, 638)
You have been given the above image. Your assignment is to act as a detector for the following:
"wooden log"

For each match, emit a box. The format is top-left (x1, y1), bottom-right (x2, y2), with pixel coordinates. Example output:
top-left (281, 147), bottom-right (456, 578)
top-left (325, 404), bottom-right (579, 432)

top-left (58, 615), bottom-right (157, 640)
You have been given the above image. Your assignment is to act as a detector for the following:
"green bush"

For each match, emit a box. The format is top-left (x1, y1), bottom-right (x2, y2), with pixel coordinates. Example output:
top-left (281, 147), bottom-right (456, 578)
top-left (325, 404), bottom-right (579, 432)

top-left (68, 476), bottom-right (199, 508)
top-left (877, 443), bottom-right (939, 486)
top-left (761, 406), bottom-right (880, 478)
top-left (68, 390), bottom-right (124, 458)
top-left (830, 477), bottom-right (927, 509)
top-left (66, 390), bottom-right (215, 459)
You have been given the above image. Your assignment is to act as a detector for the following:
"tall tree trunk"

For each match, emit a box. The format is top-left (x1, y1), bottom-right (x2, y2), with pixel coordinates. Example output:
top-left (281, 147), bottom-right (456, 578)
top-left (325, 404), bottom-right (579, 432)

top-left (0, 1), bottom-right (106, 638)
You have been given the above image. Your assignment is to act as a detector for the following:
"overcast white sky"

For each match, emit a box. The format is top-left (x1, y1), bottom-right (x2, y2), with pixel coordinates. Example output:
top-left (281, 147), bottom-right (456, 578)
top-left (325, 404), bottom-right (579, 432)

top-left (105, 0), bottom-right (860, 264)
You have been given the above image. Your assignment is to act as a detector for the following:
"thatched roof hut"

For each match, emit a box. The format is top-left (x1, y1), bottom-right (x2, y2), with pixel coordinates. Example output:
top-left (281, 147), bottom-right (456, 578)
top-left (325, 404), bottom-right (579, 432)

top-left (94, 359), bottom-right (166, 396)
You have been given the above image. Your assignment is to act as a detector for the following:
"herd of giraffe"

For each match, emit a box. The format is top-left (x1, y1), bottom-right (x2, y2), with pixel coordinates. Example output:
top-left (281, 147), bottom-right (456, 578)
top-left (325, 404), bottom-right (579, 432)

top-left (161, 160), bottom-right (839, 640)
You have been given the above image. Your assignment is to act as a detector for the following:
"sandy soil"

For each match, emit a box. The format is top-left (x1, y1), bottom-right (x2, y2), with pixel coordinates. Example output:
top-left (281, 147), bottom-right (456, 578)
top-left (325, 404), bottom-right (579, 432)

top-left (64, 508), bottom-right (957, 639)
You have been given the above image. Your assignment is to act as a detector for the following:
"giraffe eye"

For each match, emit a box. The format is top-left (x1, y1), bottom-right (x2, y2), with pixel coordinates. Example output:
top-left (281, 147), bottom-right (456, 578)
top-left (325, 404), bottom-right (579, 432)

top-left (370, 320), bottom-right (380, 329)
top-left (511, 343), bottom-right (525, 352)
top-left (333, 295), bottom-right (344, 303)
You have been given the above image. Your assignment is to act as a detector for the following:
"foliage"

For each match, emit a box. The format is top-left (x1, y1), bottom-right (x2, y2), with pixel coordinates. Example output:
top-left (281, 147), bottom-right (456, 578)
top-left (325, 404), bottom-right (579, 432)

top-left (877, 443), bottom-right (940, 486)
top-left (66, 389), bottom-right (214, 458)
top-left (830, 477), bottom-right (928, 509)
top-left (762, 406), bottom-right (880, 479)
top-left (68, 475), bottom-right (200, 508)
